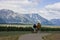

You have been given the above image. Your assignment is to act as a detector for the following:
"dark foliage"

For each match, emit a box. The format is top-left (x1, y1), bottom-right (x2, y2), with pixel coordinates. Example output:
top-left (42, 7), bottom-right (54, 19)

top-left (41, 27), bottom-right (60, 31)
top-left (0, 26), bottom-right (60, 31)
top-left (0, 26), bottom-right (33, 31)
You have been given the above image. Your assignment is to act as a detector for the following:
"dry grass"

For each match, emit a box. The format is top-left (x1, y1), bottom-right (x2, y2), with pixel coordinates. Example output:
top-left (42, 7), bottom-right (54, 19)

top-left (43, 33), bottom-right (60, 40)
top-left (0, 35), bottom-right (19, 40)
top-left (0, 31), bottom-right (31, 40)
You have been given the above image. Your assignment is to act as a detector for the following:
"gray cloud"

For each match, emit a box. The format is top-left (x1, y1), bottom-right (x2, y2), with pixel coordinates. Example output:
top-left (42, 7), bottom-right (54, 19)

top-left (39, 2), bottom-right (60, 20)
top-left (0, 0), bottom-right (40, 13)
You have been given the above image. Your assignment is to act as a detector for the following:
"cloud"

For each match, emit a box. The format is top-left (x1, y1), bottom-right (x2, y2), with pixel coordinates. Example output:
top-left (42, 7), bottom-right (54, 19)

top-left (1, 0), bottom-right (60, 20)
top-left (0, 0), bottom-right (40, 13)
top-left (39, 2), bottom-right (60, 20)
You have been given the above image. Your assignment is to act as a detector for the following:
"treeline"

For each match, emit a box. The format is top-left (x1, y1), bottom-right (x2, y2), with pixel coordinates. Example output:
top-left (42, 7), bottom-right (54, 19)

top-left (0, 26), bottom-right (60, 31)
top-left (0, 26), bottom-right (33, 31)
top-left (41, 27), bottom-right (60, 31)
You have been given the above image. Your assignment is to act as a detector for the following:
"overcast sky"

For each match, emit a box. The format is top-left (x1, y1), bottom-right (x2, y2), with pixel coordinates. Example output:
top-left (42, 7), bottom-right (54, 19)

top-left (0, 0), bottom-right (60, 20)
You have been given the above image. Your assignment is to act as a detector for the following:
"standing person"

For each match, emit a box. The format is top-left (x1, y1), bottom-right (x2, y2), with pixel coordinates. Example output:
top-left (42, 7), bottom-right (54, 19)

top-left (36, 23), bottom-right (41, 32)
top-left (33, 24), bottom-right (37, 33)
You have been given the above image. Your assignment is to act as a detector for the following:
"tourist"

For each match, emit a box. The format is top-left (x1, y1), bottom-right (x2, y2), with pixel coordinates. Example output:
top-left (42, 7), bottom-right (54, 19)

top-left (36, 23), bottom-right (41, 32)
top-left (33, 24), bottom-right (37, 32)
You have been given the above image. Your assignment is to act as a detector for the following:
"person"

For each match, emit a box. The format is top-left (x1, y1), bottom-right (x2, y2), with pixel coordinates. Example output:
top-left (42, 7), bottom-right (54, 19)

top-left (36, 23), bottom-right (41, 32)
top-left (33, 24), bottom-right (37, 32)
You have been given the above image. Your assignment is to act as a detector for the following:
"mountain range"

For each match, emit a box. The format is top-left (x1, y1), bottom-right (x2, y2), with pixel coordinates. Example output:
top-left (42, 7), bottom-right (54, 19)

top-left (0, 9), bottom-right (59, 25)
top-left (50, 19), bottom-right (60, 26)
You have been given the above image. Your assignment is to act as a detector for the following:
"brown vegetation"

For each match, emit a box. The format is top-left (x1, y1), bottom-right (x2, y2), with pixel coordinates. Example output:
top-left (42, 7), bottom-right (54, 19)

top-left (43, 33), bottom-right (60, 40)
top-left (0, 35), bottom-right (19, 40)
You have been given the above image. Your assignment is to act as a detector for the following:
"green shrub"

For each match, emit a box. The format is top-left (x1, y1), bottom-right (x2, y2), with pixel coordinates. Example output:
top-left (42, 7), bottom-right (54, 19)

top-left (0, 26), bottom-right (33, 31)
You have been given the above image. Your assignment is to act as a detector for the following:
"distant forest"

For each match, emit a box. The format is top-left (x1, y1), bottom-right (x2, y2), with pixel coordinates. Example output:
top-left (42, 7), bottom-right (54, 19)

top-left (0, 26), bottom-right (60, 31)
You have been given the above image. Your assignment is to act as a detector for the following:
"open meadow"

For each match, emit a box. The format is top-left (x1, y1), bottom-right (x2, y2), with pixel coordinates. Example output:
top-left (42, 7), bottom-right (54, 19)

top-left (0, 31), bottom-right (32, 40)
top-left (43, 33), bottom-right (60, 40)
top-left (0, 24), bottom-right (60, 40)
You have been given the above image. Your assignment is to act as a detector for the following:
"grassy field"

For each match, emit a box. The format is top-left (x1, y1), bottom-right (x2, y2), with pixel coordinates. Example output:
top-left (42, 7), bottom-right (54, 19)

top-left (0, 24), bottom-right (60, 40)
top-left (0, 35), bottom-right (19, 40)
top-left (0, 31), bottom-right (32, 40)
top-left (43, 33), bottom-right (60, 40)
top-left (0, 24), bottom-right (33, 27)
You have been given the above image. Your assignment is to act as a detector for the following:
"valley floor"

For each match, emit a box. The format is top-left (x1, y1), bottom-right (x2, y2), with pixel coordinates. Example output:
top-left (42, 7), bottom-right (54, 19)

top-left (18, 32), bottom-right (51, 40)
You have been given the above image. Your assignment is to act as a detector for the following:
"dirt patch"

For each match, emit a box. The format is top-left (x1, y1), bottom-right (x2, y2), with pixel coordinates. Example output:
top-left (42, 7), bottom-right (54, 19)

top-left (0, 35), bottom-right (19, 40)
top-left (43, 33), bottom-right (60, 40)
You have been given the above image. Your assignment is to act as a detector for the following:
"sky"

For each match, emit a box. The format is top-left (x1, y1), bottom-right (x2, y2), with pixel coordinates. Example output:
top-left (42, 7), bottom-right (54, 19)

top-left (0, 0), bottom-right (60, 20)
